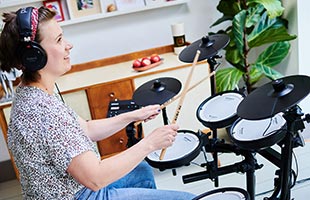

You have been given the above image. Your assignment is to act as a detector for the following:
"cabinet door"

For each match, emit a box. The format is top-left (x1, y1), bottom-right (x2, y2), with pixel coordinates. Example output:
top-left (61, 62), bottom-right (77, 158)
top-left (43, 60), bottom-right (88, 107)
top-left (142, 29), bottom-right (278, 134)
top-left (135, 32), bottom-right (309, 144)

top-left (86, 79), bottom-right (135, 157)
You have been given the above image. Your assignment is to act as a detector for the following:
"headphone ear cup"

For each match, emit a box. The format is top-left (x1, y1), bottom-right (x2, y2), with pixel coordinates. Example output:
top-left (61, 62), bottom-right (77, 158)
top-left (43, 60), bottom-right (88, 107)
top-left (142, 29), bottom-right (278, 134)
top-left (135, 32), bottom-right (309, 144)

top-left (18, 41), bottom-right (47, 71)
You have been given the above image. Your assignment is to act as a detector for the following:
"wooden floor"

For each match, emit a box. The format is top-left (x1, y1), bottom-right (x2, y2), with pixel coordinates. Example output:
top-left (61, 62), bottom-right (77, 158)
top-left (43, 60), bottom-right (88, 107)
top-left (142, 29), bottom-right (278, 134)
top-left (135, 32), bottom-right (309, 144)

top-left (1, 124), bottom-right (310, 199)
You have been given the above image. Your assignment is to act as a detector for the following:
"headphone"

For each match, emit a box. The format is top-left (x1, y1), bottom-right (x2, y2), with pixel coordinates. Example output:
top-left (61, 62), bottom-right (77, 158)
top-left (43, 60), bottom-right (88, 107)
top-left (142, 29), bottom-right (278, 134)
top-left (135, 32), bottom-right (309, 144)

top-left (16, 7), bottom-right (47, 71)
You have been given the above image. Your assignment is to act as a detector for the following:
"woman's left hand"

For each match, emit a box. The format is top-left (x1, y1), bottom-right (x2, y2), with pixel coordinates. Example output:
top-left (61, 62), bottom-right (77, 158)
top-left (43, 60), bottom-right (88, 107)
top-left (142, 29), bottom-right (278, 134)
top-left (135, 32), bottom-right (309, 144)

top-left (131, 104), bottom-right (161, 122)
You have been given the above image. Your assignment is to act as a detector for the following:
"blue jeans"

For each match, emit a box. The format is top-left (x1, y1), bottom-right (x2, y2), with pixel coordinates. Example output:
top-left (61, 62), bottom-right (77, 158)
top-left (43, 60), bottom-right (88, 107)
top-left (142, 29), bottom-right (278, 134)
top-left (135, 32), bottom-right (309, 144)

top-left (75, 161), bottom-right (195, 200)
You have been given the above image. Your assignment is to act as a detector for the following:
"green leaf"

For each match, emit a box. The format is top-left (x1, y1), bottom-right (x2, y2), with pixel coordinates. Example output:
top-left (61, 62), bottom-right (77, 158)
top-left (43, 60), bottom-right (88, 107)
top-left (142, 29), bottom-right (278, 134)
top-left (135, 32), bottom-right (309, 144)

top-left (211, 15), bottom-right (234, 27)
top-left (217, 0), bottom-right (241, 17)
top-left (247, 0), bottom-right (284, 18)
top-left (251, 63), bottom-right (283, 83)
top-left (232, 10), bottom-right (247, 52)
top-left (246, 4), bottom-right (265, 28)
top-left (225, 47), bottom-right (243, 66)
top-left (248, 26), bottom-right (297, 48)
top-left (247, 10), bottom-right (296, 47)
top-left (248, 67), bottom-right (263, 85)
top-left (255, 41), bottom-right (290, 67)
top-left (247, 11), bottom-right (277, 43)
top-left (215, 68), bottom-right (244, 92)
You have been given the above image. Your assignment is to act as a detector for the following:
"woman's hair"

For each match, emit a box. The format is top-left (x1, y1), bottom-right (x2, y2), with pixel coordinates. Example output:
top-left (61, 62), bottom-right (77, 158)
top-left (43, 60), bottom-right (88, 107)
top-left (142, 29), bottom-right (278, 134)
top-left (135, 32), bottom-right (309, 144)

top-left (0, 6), bottom-right (56, 84)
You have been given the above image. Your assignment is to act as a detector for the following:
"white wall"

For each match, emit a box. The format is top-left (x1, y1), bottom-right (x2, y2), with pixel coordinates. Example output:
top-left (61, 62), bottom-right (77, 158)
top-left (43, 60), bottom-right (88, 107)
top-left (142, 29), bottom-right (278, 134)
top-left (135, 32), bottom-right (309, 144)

top-left (296, 0), bottom-right (310, 114)
top-left (282, 0), bottom-right (310, 114)
top-left (64, 1), bottom-right (223, 65)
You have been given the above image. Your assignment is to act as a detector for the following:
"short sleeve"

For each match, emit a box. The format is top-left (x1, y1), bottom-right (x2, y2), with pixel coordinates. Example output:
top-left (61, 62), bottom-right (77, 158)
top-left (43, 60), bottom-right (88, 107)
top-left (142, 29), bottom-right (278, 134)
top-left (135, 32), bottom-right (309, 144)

top-left (44, 104), bottom-right (96, 173)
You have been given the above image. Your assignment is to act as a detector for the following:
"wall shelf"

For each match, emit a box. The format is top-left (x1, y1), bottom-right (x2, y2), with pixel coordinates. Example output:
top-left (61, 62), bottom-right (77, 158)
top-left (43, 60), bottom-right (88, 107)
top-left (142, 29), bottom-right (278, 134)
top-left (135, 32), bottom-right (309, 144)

top-left (0, 0), bottom-right (42, 8)
top-left (0, 0), bottom-right (189, 27)
top-left (60, 0), bottom-right (189, 27)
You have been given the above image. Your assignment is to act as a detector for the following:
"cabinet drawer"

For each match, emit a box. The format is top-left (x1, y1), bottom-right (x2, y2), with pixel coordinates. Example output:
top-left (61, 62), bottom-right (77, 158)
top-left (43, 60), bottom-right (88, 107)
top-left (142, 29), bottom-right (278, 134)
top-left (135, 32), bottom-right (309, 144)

top-left (86, 79), bottom-right (135, 156)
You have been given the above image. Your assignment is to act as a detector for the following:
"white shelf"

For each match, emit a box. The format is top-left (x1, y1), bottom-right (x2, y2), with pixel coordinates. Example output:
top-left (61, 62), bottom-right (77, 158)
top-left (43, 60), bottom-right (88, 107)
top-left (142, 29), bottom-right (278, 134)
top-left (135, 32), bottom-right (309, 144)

top-left (60, 0), bottom-right (189, 27)
top-left (0, 0), bottom-right (42, 8)
top-left (0, 0), bottom-right (189, 27)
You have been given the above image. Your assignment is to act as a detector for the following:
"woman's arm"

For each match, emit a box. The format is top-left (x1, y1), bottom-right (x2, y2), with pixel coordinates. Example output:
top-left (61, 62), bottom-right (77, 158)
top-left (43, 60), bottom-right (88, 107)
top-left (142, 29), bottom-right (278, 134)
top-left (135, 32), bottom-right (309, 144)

top-left (79, 104), bottom-right (161, 141)
top-left (67, 123), bottom-right (178, 191)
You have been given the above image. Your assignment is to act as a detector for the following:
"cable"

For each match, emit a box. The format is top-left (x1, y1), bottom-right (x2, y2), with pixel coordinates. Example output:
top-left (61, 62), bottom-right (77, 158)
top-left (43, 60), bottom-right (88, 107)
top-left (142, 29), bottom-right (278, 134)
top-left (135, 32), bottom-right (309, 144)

top-left (55, 83), bottom-right (65, 103)
top-left (262, 98), bottom-right (279, 136)
top-left (255, 135), bottom-right (302, 198)
top-left (291, 150), bottom-right (298, 188)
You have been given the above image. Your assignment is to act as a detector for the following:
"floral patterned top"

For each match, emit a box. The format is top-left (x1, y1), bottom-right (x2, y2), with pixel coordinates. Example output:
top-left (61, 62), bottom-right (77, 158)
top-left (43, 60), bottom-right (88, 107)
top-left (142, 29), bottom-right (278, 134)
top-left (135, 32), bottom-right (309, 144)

top-left (8, 86), bottom-right (99, 199)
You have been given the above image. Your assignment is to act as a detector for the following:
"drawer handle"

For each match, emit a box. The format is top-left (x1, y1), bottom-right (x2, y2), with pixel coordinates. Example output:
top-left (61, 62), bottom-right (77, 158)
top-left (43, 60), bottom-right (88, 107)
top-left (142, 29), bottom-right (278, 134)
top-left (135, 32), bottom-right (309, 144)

top-left (119, 138), bottom-right (124, 144)
top-left (109, 92), bottom-right (115, 98)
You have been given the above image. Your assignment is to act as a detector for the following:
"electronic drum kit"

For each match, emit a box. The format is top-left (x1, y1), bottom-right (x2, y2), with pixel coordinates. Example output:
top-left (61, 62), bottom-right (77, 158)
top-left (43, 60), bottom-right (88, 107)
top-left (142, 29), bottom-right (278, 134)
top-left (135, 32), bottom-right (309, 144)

top-left (131, 34), bottom-right (310, 200)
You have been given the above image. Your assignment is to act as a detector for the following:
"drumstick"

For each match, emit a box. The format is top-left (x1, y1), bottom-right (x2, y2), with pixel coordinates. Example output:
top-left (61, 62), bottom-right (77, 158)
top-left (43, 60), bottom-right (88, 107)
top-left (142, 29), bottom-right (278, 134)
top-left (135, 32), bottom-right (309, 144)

top-left (133, 71), bottom-right (216, 127)
top-left (160, 71), bottom-right (216, 110)
top-left (159, 50), bottom-right (201, 160)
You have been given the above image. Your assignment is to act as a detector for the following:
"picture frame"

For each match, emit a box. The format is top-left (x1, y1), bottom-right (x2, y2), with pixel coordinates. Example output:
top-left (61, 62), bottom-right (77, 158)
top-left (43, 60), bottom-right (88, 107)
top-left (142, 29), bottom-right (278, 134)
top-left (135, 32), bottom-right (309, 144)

top-left (115, 0), bottom-right (145, 11)
top-left (67, 0), bottom-right (102, 19)
top-left (43, 0), bottom-right (65, 22)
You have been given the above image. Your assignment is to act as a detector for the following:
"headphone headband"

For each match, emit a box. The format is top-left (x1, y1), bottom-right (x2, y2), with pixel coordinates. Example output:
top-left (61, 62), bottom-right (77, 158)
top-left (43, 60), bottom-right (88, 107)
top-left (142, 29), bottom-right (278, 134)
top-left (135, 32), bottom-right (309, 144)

top-left (17, 7), bottom-right (38, 42)
top-left (16, 7), bottom-right (47, 71)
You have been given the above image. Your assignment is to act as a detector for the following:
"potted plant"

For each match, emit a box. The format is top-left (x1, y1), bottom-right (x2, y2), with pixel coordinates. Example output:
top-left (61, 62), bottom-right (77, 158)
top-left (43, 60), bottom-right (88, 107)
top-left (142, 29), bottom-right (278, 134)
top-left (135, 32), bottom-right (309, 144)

top-left (211, 0), bottom-right (297, 93)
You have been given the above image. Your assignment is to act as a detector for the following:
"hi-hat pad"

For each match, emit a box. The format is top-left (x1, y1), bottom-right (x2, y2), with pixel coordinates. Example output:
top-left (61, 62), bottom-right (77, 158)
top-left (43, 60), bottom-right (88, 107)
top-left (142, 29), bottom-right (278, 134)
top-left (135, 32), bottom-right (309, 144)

top-left (237, 75), bottom-right (310, 120)
top-left (133, 77), bottom-right (182, 106)
top-left (179, 34), bottom-right (230, 63)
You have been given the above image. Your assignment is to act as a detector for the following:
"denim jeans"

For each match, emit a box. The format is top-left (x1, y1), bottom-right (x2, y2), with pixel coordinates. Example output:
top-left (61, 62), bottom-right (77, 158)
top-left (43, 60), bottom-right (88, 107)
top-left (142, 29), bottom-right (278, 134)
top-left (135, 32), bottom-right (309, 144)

top-left (75, 161), bottom-right (195, 200)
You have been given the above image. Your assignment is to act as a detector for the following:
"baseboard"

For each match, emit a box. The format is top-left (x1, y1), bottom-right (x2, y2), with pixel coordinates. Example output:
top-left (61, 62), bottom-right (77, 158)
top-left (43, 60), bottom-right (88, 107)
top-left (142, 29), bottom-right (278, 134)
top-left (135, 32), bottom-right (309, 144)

top-left (0, 160), bottom-right (17, 182)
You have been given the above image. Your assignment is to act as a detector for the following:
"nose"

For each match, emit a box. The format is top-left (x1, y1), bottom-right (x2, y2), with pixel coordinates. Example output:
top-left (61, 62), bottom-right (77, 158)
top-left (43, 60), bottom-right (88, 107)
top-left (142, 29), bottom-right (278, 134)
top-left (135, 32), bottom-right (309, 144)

top-left (66, 41), bottom-right (73, 50)
top-left (67, 43), bottom-right (73, 50)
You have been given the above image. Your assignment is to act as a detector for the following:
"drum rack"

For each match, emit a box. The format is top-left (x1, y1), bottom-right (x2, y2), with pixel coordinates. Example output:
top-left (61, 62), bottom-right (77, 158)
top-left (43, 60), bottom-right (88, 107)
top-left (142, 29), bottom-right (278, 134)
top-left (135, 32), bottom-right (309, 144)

top-left (182, 105), bottom-right (310, 200)
top-left (180, 56), bottom-right (310, 200)
top-left (183, 131), bottom-right (261, 200)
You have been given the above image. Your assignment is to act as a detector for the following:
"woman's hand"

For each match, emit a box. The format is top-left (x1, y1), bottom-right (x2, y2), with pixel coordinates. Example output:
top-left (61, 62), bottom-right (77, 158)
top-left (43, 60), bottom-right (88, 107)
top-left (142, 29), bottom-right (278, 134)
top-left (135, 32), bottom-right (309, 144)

top-left (130, 104), bottom-right (161, 122)
top-left (142, 124), bottom-right (179, 152)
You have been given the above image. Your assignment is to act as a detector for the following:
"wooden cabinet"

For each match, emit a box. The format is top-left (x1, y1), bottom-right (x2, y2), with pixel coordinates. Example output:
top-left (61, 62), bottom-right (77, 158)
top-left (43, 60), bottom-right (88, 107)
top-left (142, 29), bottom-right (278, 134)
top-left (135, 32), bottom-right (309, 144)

top-left (86, 79), bottom-right (135, 157)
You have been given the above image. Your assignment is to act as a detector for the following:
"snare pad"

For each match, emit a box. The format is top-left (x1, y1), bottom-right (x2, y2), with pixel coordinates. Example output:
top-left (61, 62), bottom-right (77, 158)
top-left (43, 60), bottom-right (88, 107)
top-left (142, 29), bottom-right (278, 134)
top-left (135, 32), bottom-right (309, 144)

top-left (146, 130), bottom-right (201, 169)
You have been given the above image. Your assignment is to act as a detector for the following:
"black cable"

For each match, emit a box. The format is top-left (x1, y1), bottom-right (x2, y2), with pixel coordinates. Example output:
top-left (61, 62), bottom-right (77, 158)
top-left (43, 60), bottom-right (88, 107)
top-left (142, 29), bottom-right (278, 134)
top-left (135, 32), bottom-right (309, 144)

top-left (262, 98), bottom-right (279, 137)
top-left (291, 150), bottom-right (298, 188)
top-left (55, 83), bottom-right (65, 103)
top-left (255, 133), bottom-right (303, 198)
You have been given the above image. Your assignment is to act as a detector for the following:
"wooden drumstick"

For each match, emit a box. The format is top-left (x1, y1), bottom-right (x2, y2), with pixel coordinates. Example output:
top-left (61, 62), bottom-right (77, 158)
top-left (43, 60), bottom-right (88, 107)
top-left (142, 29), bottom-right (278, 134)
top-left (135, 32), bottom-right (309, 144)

top-left (133, 71), bottom-right (215, 127)
top-left (159, 50), bottom-right (201, 160)
top-left (160, 71), bottom-right (215, 110)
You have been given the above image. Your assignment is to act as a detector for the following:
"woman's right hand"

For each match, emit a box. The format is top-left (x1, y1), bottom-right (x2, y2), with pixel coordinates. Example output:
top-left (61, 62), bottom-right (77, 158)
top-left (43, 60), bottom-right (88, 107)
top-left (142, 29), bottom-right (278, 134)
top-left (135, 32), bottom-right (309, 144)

top-left (142, 124), bottom-right (179, 152)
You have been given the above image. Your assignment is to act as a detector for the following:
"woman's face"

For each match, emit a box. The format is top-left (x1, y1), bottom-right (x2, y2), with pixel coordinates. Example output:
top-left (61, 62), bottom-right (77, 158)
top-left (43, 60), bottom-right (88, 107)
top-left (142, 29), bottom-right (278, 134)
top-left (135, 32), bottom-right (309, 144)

top-left (39, 19), bottom-right (73, 77)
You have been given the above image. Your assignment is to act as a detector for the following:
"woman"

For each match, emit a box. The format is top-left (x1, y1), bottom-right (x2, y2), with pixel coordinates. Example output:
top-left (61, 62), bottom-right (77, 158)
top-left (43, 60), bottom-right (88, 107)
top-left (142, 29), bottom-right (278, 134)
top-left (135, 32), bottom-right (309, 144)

top-left (0, 6), bottom-right (195, 200)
